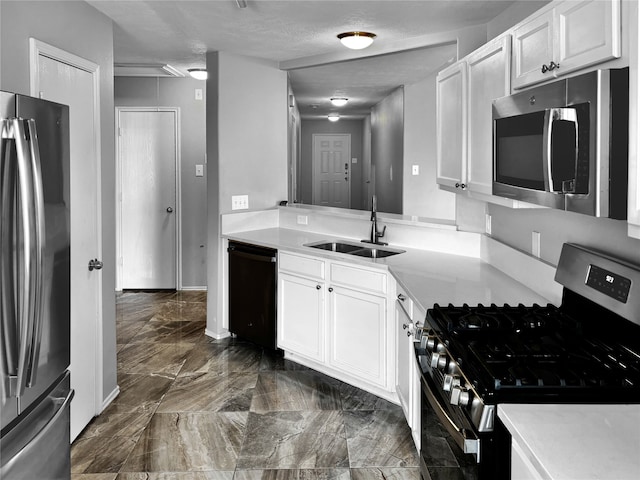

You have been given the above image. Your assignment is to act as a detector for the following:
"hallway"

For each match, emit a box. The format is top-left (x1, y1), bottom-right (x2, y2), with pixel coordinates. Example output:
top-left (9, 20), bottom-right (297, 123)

top-left (70, 291), bottom-right (419, 479)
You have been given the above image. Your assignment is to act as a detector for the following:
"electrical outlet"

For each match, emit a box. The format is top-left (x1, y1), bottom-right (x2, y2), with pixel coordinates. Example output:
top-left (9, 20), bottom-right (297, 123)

top-left (412, 165), bottom-right (420, 175)
top-left (297, 215), bottom-right (308, 225)
top-left (231, 195), bottom-right (249, 210)
top-left (532, 231), bottom-right (541, 258)
top-left (485, 214), bottom-right (492, 235)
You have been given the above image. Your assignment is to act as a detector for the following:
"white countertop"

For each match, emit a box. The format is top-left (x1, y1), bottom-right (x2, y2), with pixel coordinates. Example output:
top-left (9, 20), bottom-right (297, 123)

top-left (499, 404), bottom-right (640, 480)
top-left (224, 227), bottom-right (550, 315)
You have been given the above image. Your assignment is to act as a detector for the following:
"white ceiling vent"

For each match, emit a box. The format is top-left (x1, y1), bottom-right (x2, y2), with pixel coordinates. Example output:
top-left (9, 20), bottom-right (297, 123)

top-left (114, 64), bottom-right (185, 77)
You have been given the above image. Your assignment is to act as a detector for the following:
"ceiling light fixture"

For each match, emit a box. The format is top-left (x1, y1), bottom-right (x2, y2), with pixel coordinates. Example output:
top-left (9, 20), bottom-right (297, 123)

top-left (337, 31), bottom-right (376, 50)
top-left (328, 113), bottom-right (340, 122)
top-left (330, 97), bottom-right (348, 107)
top-left (188, 68), bottom-right (208, 80)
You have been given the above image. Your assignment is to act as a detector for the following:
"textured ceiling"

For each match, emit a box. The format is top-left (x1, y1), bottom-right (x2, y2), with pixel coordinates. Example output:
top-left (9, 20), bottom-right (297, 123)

top-left (87, 0), bottom-right (545, 118)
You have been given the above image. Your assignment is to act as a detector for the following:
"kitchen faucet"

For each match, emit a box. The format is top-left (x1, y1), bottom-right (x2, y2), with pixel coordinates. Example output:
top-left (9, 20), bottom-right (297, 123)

top-left (364, 195), bottom-right (387, 245)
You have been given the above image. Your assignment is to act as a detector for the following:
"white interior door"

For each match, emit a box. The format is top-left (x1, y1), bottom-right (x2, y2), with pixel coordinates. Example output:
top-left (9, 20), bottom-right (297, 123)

top-left (118, 109), bottom-right (178, 289)
top-left (34, 47), bottom-right (102, 442)
top-left (312, 134), bottom-right (351, 208)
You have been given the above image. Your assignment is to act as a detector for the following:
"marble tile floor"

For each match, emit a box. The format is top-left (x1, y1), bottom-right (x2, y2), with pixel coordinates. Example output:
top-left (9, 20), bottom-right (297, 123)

top-left (71, 290), bottom-right (420, 480)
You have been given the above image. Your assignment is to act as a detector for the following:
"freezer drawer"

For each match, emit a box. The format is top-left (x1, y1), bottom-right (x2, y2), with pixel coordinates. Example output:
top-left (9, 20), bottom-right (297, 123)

top-left (1, 372), bottom-right (73, 480)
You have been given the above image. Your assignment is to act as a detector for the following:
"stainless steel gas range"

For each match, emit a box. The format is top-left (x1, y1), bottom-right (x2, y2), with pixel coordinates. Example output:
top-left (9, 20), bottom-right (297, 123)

top-left (414, 243), bottom-right (640, 480)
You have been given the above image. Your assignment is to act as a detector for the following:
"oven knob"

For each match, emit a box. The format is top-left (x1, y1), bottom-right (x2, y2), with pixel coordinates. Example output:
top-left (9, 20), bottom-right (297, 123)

top-left (450, 386), bottom-right (471, 407)
top-left (443, 374), bottom-right (461, 392)
top-left (425, 335), bottom-right (437, 351)
top-left (430, 352), bottom-right (448, 370)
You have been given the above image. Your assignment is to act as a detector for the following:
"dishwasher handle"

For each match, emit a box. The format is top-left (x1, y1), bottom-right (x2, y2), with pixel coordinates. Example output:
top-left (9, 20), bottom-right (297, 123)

top-left (228, 245), bottom-right (277, 263)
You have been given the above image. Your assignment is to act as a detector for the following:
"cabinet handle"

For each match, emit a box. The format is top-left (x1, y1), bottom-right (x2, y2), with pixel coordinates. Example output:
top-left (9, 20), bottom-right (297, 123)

top-left (541, 61), bottom-right (560, 74)
top-left (316, 285), bottom-right (321, 290)
top-left (328, 287), bottom-right (333, 292)
top-left (455, 182), bottom-right (466, 189)
top-left (403, 324), bottom-right (409, 329)
top-left (397, 294), bottom-right (406, 301)
top-left (407, 331), bottom-right (413, 337)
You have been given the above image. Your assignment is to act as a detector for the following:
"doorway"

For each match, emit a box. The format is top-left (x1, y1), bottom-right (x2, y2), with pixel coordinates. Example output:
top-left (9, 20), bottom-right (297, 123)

top-left (29, 39), bottom-right (103, 441)
top-left (312, 134), bottom-right (351, 208)
top-left (116, 108), bottom-right (180, 290)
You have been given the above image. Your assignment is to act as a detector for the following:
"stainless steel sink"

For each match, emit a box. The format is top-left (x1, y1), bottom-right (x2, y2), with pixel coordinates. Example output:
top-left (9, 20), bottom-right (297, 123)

top-left (304, 241), bottom-right (405, 258)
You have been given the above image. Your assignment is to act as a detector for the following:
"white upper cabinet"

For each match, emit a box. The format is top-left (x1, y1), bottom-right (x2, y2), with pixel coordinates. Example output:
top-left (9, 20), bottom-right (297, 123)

top-left (513, 0), bottom-right (621, 90)
top-left (436, 35), bottom-right (512, 199)
top-left (436, 62), bottom-right (467, 190)
top-left (466, 35), bottom-right (512, 196)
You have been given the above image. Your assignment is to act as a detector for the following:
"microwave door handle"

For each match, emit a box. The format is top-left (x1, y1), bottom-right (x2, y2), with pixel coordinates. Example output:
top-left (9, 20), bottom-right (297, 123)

top-left (543, 108), bottom-right (579, 194)
top-left (542, 109), bottom-right (555, 192)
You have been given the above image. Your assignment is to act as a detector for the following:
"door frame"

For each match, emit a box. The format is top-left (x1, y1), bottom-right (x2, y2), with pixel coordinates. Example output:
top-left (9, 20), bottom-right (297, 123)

top-left (115, 107), bottom-right (182, 291)
top-left (28, 38), bottom-right (105, 414)
top-left (311, 133), bottom-right (351, 208)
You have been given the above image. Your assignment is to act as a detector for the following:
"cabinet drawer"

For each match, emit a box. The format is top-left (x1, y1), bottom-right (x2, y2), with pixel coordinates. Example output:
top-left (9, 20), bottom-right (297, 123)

top-left (330, 263), bottom-right (387, 295)
top-left (279, 252), bottom-right (325, 280)
top-left (396, 284), bottom-right (414, 319)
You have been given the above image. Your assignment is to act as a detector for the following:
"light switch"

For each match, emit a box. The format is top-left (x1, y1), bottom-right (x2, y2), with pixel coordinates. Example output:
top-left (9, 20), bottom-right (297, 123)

top-left (412, 165), bottom-right (420, 175)
top-left (195, 88), bottom-right (203, 100)
top-left (195, 164), bottom-right (204, 177)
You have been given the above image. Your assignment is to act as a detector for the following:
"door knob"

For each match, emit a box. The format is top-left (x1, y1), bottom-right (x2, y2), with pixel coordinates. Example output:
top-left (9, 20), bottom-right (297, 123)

top-left (88, 259), bottom-right (103, 271)
top-left (166, 207), bottom-right (173, 213)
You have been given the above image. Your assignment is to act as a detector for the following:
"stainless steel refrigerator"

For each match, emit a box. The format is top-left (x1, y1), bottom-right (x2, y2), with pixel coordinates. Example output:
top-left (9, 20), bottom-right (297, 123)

top-left (1, 91), bottom-right (72, 479)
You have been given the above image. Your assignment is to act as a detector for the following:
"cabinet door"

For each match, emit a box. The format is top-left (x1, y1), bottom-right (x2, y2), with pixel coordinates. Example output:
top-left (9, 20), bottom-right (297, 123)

top-left (466, 36), bottom-right (511, 195)
top-left (278, 273), bottom-right (325, 362)
top-left (554, 0), bottom-right (621, 76)
top-left (436, 61), bottom-right (467, 190)
top-left (395, 303), bottom-right (412, 423)
top-left (512, 10), bottom-right (555, 89)
top-left (329, 286), bottom-right (387, 388)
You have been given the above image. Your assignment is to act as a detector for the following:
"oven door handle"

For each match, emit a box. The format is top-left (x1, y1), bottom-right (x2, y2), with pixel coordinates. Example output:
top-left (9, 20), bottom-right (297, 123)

top-left (422, 376), bottom-right (481, 463)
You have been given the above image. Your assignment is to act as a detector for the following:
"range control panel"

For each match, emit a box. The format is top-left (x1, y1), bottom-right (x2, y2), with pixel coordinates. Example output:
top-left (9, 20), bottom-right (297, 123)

top-left (586, 265), bottom-right (631, 303)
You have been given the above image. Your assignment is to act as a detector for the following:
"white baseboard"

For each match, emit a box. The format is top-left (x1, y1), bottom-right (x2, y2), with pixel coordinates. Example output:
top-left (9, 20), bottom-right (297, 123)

top-left (205, 328), bottom-right (230, 340)
top-left (100, 385), bottom-right (120, 413)
top-left (180, 286), bottom-right (207, 291)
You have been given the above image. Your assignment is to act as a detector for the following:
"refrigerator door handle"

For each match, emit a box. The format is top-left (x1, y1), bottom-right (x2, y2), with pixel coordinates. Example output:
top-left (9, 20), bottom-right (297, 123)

top-left (24, 119), bottom-right (46, 388)
top-left (2, 118), bottom-right (40, 398)
top-left (1, 119), bottom-right (19, 393)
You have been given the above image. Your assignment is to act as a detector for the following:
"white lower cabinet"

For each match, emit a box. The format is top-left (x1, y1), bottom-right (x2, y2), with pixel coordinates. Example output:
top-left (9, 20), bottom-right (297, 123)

top-left (277, 250), bottom-right (395, 398)
top-left (329, 284), bottom-right (387, 388)
top-left (278, 272), bottom-right (325, 363)
top-left (395, 285), bottom-right (422, 451)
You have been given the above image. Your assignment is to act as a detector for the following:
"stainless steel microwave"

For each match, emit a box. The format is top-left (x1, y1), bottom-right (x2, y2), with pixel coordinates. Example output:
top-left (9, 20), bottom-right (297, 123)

top-left (492, 68), bottom-right (628, 219)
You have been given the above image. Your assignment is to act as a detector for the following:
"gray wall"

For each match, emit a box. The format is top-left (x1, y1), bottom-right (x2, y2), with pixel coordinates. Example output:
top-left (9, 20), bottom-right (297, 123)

top-left (0, 0), bottom-right (117, 404)
top-left (300, 119), bottom-right (365, 210)
top-left (404, 74), bottom-right (456, 220)
top-left (206, 51), bottom-right (288, 336)
top-left (114, 77), bottom-right (207, 288)
top-left (372, 87), bottom-right (404, 214)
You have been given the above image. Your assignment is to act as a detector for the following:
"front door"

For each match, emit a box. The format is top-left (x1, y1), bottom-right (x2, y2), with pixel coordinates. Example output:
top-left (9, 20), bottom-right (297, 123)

top-left (312, 134), bottom-right (351, 208)
top-left (117, 109), bottom-right (178, 289)
top-left (34, 46), bottom-right (102, 441)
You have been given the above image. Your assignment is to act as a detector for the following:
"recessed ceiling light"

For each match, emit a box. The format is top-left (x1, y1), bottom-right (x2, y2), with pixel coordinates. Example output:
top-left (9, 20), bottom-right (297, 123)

top-left (330, 97), bottom-right (348, 107)
top-left (337, 31), bottom-right (376, 50)
top-left (188, 68), bottom-right (208, 80)
top-left (328, 113), bottom-right (340, 122)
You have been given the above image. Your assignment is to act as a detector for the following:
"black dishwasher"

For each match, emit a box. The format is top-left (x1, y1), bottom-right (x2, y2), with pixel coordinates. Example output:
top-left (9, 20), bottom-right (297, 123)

top-left (227, 241), bottom-right (277, 349)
